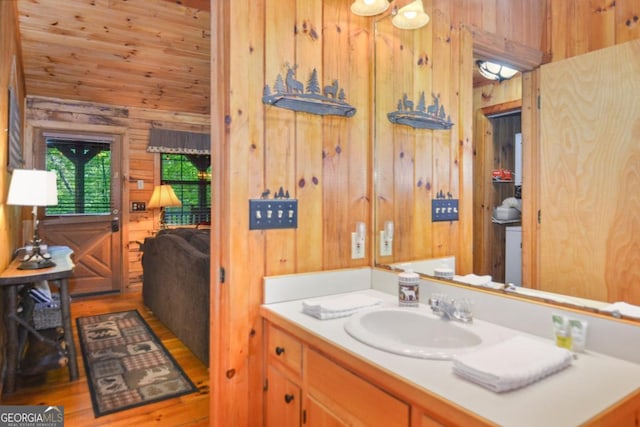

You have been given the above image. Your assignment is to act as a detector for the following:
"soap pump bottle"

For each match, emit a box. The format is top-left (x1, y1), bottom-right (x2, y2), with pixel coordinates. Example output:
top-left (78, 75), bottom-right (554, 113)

top-left (398, 270), bottom-right (420, 307)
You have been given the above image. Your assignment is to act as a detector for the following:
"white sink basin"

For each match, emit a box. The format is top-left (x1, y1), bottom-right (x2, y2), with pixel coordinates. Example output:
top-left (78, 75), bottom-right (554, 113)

top-left (344, 307), bottom-right (484, 360)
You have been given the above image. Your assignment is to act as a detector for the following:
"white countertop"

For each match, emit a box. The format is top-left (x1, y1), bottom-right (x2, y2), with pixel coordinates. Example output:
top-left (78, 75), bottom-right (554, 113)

top-left (263, 289), bottom-right (640, 427)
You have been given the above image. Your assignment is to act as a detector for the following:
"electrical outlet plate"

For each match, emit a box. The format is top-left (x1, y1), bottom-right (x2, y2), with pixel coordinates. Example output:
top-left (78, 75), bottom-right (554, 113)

top-left (351, 232), bottom-right (365, 259)
top-left (379, 230), bottom-right (392, 256)
top-left (432, 199), bottom-right (459, 222)
top-left (131, 201), bottom-right (146, 212)
top-left (249, 199), bottom-right (298, 230)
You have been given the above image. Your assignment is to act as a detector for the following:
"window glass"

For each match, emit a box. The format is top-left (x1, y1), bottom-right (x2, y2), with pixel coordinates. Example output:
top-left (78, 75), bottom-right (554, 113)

top-left (161, 154), bottom-right (211, 225)
top-left (45, 138), bottom-right (112, 215)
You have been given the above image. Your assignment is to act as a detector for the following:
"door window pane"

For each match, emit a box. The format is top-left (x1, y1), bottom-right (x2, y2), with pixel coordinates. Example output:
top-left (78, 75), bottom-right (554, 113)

top-left (45, 138), bottom-right (112, 215)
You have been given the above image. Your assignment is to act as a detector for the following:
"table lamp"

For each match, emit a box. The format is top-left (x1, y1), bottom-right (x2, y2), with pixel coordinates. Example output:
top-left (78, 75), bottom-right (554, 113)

top-left (148, 184), bottom-right (182, 229)
top-left (7, 169), bottom-right (58, 269)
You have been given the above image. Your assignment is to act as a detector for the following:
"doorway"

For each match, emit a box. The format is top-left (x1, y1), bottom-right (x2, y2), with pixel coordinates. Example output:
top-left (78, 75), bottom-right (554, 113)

top-left (35, 128), bottom-right (123, 296)
top-left (473, 109), bottom-right (522, 282)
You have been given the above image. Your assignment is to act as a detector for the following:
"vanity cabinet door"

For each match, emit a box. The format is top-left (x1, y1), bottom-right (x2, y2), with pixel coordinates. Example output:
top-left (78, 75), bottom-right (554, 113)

top-left (305, 348), bottom-right (409, 427)
top-left (265, 365), bottom-right (301, 427)
top-left (303, 394), bottom-right (347, 427)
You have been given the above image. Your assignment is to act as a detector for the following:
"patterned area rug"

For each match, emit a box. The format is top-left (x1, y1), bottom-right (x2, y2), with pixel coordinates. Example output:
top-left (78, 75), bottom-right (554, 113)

top-left (77, 310), bottom-right (197, 417)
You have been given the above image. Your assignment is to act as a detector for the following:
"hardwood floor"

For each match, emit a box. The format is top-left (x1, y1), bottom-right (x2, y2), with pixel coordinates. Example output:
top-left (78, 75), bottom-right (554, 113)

top-left (1, 291), bottom-right (209, 426)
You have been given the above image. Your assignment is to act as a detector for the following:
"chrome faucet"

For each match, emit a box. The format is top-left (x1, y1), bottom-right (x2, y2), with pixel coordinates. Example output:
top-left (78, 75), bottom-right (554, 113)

top-left (428, 294), bottom-right (473, 322)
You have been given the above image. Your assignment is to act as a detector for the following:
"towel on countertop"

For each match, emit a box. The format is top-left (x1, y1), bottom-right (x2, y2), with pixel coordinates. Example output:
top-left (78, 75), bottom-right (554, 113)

top-left (302, 294), bottom-right (383, 320)
top-left (602, 302), bottom-right (640, 319)
top-left (451, 335), bottom-right (572, 393)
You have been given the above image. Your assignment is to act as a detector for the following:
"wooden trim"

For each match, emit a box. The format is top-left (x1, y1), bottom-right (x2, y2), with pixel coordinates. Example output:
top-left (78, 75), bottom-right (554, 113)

top-left (480, 99), bottom-right (522, 117)
top-left (209, 0), bottom-right (227, 425)
top-left (520, 70), bottom-right (540, 289)
top-left (464, 25), bottom-right (544, 71)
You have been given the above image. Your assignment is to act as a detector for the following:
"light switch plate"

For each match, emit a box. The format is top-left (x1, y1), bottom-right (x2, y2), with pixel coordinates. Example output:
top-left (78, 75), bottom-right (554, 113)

top-left (249, 199), bottom-right (298, 230)
top-left (131, 201), bottom-right (146, 211)
top-left (432, 199), bottom-right (459, 222)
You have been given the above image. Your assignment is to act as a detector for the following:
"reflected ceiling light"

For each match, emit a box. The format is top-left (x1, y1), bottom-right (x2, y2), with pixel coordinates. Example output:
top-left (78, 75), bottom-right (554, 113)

top-left (476, 60), bottom-right (519, 82)
top-left (392, 0), bottom-right (430, 30)
top-left (351, 0), bottom-right (390, 16)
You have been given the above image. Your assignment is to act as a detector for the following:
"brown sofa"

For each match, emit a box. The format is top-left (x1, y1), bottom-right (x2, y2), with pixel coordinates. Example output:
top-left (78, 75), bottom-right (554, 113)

top-left (141, 228), bottom-right (210, 364)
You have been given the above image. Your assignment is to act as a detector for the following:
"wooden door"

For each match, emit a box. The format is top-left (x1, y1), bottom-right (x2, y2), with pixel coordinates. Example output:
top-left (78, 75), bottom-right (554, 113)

top-left (539, 39), bottom-right (640, 304)
top-left (36, 129), bottom-right (123, 296)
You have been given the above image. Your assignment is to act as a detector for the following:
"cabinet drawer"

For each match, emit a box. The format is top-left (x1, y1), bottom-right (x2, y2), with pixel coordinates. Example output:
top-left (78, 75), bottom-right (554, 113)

top-left (267, 324), bottom-right (302, 376)
top-left (306, 348), bottom-right (409, 427)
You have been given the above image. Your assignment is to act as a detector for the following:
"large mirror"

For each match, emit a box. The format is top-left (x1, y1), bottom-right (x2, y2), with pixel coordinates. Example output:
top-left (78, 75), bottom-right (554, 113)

top-left (373, 17), bottom-right (640, 320)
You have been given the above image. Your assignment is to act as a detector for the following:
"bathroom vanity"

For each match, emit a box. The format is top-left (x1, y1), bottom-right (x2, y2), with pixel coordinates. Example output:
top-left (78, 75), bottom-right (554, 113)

top-left (261, 270), bottom-right (640, 426)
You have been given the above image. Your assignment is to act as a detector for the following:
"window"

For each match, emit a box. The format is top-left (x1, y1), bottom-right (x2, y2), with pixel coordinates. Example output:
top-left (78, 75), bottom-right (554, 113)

top-left (45, 138), bottom-right (112, 215)
top-left (161, 154), bottom-right (211, 225)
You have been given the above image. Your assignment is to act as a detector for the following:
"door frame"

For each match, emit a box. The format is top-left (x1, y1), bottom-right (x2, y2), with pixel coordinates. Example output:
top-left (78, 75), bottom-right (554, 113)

top-left (27, 121), bottom-right (128, 293)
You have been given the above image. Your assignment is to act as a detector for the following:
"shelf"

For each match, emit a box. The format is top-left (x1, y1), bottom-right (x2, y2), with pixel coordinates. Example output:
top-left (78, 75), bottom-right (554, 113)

top-left (492, 178), bottom-right (514, 183)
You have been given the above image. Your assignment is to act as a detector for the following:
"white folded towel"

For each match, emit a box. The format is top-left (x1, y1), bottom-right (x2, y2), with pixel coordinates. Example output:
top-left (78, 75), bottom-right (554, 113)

top-left (454, 274), bottom-right (494, 287)
top-left (302, 294), bottom-right (383, 320)
top-left (602, 302), bottom-right (640, 319)
top-left (451, 336), bottom-right (572, 393)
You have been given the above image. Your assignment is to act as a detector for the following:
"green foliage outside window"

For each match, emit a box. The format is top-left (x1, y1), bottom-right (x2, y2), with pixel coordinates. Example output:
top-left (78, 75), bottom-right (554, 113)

top-left (45, 139), bottom-right (112, 215)
top-left (161, 154), bottom-right (211, 225)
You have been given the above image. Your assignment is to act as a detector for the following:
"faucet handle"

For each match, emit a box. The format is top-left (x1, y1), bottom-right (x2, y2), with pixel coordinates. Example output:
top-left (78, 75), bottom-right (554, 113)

top-left (428, 292), bottom-right (446, 308)
top-left (453, 298), bottom-right (474, 322)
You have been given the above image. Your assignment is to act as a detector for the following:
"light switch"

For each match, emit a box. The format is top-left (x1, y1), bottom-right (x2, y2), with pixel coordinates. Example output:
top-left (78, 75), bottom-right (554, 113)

top-left (249, 199), bottom-right (298, 230)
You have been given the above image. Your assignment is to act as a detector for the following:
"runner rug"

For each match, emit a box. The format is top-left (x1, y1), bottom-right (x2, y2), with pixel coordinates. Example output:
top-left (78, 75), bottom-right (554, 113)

top-left (77, 310), bottom-right (197, 417)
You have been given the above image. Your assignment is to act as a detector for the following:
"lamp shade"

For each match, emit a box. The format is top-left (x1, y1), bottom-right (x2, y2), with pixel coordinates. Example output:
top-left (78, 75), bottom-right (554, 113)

top-left (148, 185), bottom-right (182, 209)
top-left (392, 0), bottom-right (430, 29)
top-left (7, 169), bottom-right (58, 207)
top-left (351, 0), bottom-right (389, 16)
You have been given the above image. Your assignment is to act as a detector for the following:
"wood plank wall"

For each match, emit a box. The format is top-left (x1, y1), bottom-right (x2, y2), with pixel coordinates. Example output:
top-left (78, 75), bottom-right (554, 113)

top-left (0, 0), bottom-right (25, 269)
top-left (0, 0), bottom-right (26, 396)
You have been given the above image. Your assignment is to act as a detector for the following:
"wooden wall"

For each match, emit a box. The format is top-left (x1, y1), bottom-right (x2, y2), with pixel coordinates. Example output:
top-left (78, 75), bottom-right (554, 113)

top-left (0, 0), bottom-right (25, 268)
top-left (0, 0), bottom-right (25, 395)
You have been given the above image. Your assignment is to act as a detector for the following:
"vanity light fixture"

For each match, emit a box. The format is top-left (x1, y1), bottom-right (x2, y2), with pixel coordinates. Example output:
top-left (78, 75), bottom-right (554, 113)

top-left (351, 0), bottom-right (390, 16)
top-left (391, 0), bottom-right (430, 30)
top-left (476, 60), bottom-right (519, 82)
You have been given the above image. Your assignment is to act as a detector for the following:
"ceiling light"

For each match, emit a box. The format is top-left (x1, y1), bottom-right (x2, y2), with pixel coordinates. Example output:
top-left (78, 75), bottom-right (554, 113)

top-left (392, 0), bottom-right (430, 30)
top-left (351, 0), bottom-right (390, 16)
top-left (476, 60), bottom-right (519, 82)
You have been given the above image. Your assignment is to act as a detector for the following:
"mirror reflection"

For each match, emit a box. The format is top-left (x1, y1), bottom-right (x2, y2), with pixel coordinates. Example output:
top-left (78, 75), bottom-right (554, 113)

top-left (373, 17), bottom-right (640, 321)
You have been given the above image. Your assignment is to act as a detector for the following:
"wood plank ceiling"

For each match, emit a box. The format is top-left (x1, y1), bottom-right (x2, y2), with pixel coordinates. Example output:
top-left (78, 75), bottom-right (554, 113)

top-left (15, 0), bottom-right (211, 114)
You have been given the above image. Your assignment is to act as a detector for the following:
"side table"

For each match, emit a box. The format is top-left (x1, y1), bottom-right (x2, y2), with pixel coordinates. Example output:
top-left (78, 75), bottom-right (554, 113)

top-left (0, 246), bottom-right (78, 394)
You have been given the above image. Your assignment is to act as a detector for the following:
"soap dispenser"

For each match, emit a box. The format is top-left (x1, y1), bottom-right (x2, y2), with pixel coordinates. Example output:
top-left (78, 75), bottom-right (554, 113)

top-left (398, 270), bottom-right (420, 307)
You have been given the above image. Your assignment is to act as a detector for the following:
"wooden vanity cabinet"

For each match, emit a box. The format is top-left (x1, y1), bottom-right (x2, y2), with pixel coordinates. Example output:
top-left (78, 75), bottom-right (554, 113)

top-left (265, 322), bottom-right (420, 427)
top-left (263, 317), bottom-right (640, 427)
